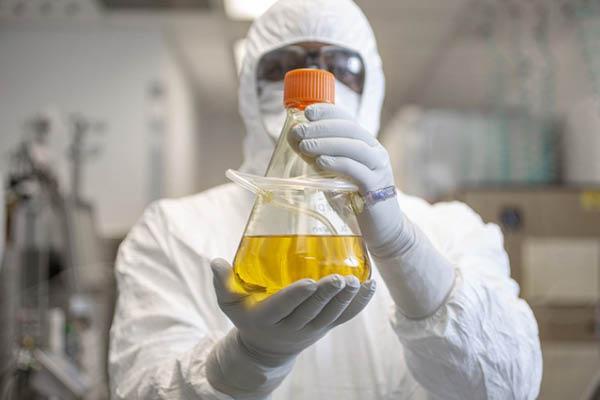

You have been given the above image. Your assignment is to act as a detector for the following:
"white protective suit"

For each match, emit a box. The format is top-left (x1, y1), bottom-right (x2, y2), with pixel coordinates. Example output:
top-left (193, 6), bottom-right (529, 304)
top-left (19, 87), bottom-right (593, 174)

top-left (109, 0), bottom-right (543, 399)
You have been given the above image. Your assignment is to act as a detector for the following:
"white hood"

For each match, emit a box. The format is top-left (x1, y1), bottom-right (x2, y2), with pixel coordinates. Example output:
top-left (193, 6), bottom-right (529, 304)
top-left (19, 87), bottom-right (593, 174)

top-left (238, 0), bottom-right (385, 174)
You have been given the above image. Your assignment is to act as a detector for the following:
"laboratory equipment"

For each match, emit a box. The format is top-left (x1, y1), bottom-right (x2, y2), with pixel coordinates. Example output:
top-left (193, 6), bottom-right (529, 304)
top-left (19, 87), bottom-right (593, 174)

top-left (383, 107), bottom-right (560, 200)
top-left (0, 112), bottom-right (109, 399)
top-left (227, 69), bottom-right (370, 300)
top-left (566, 97), bottom-right (600, 185)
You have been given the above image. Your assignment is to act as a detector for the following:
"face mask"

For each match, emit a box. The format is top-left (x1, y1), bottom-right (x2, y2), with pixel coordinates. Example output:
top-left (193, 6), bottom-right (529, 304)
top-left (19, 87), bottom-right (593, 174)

top-left (258, 79), bottom-right (362, 141)
top-left (335, 79), bottom-right (361, 119)
top-left (258, 81), bottom-right (287, 141)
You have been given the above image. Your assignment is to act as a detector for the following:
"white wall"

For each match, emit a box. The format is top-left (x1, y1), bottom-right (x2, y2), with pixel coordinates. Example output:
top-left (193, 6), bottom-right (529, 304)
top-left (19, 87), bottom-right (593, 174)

top-left (169, 15), bottom-right (245, 192)
top-left (163, 43), bottom-right (199, 198)
top-left (0, 23), bottom-right (198, 237)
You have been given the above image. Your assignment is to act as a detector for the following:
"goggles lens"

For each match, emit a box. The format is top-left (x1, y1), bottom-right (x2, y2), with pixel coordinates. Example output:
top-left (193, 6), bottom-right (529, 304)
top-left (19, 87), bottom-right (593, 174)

top-left (257, 44), bottom-right (365, 94)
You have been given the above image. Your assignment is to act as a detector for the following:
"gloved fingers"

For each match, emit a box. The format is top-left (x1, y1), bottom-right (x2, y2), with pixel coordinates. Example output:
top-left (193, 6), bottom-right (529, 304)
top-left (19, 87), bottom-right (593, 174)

top-left (332, 279), bottom-right (377, 327)
top-left (315, 155), bottom-right (375, 192)
top-left (305, 103), bottom-right (353, 122)
top-left (210, 258), bottom-right (247, 308)
top-left (291, 119), bottom-right (379, 147)
top-left (279, 274), bottom-right (346, 330)
top-left (305, 275), bottom-right (361, 330)
top-left (299, 137), bottom-right (386, 171)
top-left (254, 279), bottom-right (318, 324)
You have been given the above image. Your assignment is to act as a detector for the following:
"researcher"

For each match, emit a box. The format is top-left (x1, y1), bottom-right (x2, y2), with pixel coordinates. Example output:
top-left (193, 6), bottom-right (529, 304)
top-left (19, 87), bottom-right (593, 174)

top-left (109, 0), bottom-right (543, 399)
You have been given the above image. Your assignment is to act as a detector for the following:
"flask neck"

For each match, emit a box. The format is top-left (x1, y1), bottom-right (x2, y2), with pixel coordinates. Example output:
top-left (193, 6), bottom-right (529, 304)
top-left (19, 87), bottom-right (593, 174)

top-left (264, 107), bottom-right (318, 179)
top-left (284, 100), bottom-right (320, 110)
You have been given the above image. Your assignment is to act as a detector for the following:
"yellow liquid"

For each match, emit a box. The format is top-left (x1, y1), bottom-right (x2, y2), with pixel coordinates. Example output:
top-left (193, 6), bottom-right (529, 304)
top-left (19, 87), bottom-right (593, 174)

top-left (232, 235), bottom-right (371, 299)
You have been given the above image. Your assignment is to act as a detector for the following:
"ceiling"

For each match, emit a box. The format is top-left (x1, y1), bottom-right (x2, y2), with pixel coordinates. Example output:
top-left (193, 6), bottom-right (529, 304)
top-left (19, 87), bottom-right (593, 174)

top-left (99, 0), bottom-right (212, 9)
top-left (0, 0), bottom-right (478, 110)
top-left (2, 0), bottom-right (580, 114)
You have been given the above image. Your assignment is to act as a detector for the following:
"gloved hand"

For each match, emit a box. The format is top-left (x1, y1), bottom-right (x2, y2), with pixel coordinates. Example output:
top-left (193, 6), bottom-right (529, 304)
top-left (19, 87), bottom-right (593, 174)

top-left (290, 103), bottom-right (456, 319)
top-left (206, 258), bottom-right (376, 399)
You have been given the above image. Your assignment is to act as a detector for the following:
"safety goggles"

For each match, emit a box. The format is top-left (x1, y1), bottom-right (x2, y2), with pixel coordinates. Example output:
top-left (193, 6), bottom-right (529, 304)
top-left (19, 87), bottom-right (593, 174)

top-left (256, 44), bottom-right (365, 94)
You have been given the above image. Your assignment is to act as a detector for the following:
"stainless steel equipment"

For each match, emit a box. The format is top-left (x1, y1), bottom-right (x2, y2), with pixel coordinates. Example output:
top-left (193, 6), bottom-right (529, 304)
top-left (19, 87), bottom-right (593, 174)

top-left (1, 112), bottom-right (110, 400)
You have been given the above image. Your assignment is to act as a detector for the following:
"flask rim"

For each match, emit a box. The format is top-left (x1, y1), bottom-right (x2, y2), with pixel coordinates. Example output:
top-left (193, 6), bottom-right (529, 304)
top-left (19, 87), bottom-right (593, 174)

top-left (226, 169), bottom-right (358, 194)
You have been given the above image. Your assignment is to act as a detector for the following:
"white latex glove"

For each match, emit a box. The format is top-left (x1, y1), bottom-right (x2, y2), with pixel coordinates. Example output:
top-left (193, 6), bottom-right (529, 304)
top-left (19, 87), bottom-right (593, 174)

top-left (291, 103), bottom-right (455, 319)
top-left (206, 258), bottom-right (376, 399)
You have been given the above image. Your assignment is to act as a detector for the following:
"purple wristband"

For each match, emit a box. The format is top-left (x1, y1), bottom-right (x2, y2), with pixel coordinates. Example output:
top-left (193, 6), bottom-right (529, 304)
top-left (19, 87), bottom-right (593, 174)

top-left (363, 186), bottom-right (397, 207)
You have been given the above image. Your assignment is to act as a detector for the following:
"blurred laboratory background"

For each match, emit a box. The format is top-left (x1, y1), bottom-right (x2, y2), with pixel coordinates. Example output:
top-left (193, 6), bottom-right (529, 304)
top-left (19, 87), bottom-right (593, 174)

top-left (1, 0), bottom-right (600, 399)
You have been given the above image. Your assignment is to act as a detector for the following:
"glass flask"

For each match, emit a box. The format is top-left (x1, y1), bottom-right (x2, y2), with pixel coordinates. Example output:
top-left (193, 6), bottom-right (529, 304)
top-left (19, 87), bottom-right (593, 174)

top-left (227, 69), bottom-right (371, 300)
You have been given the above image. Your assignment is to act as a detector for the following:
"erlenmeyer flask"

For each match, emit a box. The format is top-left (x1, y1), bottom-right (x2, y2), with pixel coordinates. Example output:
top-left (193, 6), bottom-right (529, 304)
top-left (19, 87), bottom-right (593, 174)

top-left (227, 69), bottom-right (370, 300)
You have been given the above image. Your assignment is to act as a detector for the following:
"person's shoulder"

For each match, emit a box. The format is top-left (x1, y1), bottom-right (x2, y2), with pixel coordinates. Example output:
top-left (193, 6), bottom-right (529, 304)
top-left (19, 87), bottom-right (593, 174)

top-left (398, 192), bottom-right (489, 249)
top-left (398, 191), bottom-right (483, 225)
top-left (147, 183), bottom-right (246, 231)
top-left (144, 183), bottom-right (251, 256)
top-left (158, 180), bottom-right (247, 211)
